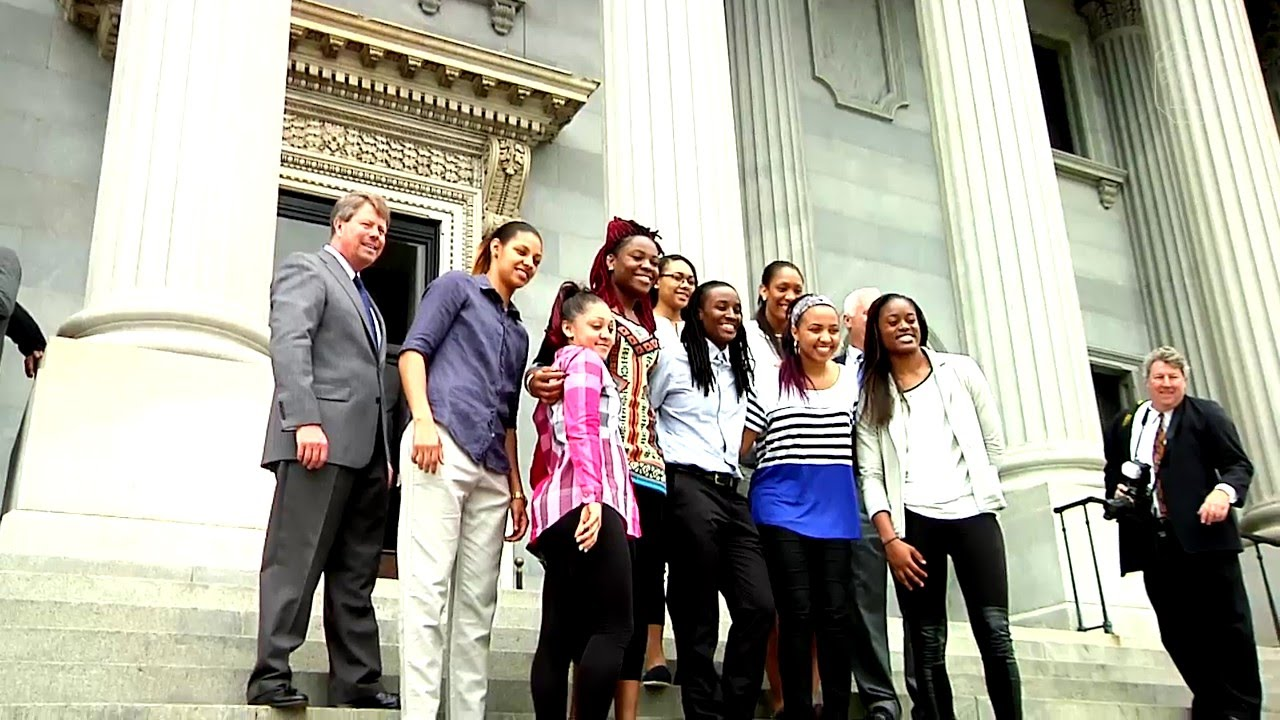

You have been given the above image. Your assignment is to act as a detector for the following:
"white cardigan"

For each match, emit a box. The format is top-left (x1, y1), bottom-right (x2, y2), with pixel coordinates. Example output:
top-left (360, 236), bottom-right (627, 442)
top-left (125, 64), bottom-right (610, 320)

top-left (855, 349), bottom-right (1007, 538)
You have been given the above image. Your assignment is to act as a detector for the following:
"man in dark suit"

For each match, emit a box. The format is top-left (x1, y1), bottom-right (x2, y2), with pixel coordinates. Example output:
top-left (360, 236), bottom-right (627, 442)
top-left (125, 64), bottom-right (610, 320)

top-left (1103, 346), bottom-right (1261, 720)
top-left (246, 191), bottom-right (399, 710)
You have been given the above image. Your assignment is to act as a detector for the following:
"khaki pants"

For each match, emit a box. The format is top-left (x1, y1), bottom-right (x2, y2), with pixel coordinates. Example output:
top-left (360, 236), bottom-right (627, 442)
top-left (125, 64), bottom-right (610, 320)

top-left (398, 426), bottom-right (510, 719)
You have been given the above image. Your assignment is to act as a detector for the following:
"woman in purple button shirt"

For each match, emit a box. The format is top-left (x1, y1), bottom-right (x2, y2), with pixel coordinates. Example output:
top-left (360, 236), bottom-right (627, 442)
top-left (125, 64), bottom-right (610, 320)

top-left (396, 220), bottom-right (543, 719)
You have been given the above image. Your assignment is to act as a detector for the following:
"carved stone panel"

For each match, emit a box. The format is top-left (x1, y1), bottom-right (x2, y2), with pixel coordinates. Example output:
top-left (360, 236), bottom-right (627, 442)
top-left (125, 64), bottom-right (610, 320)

top-left (482, 137), bottom-right (531, 229)
top-left (806, 0), bottom-right (908, 120)
top-left (282, 112), bottom-right (477, 185)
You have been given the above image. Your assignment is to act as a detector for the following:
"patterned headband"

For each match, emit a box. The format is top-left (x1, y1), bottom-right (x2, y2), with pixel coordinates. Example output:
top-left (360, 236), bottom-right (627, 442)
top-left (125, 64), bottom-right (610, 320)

top-left (789, 294), bottom-right (836, 328)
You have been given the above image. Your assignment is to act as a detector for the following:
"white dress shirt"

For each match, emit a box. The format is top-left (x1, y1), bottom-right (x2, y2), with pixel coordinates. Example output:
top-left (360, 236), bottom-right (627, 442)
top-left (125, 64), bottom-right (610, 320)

top-left (649, 338), bottom-right (746, 475)
top-left (1128, 400), bottom-right (1237, 506)
top-left (323, 244), bottom-right (383, 350)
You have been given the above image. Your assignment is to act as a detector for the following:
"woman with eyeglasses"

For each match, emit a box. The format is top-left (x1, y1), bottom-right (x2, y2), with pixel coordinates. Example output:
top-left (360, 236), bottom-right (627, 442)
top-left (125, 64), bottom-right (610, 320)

top-left (652, 255), bottom-right (697, 351)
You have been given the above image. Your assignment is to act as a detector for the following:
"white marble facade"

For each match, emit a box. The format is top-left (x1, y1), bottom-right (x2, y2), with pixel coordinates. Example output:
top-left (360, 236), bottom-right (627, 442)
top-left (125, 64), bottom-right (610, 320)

top-left (2, 0), bottom-right (1280, 641)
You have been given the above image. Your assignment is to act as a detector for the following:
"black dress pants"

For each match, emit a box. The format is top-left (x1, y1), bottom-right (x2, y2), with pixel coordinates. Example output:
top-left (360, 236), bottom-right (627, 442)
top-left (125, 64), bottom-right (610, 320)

top-left (530, 504), bottom-right (634, 720)
top-left (759, 525), bottom-right (853, 719)
top-left (896, 511), bottom-right (1021, 720)
top-left (666, 467), bottom-right (776, 720)
top-left (248, 456), bottom-right (390, 704)
top-left (1144, 534), bottom-right (1262, 720)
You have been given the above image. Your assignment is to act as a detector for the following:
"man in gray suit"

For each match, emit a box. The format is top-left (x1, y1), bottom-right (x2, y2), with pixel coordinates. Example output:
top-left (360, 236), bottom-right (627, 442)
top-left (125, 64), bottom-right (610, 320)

top-left (0, 247), bottom-right (22, 365)
top-left (247, 192), bottom-right (399, 710)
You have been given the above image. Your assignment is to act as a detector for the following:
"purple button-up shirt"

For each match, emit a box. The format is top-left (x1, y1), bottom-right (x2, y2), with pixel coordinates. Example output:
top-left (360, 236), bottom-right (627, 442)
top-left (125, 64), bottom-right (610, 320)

top-left (402, 271), bottom-right (529, 474)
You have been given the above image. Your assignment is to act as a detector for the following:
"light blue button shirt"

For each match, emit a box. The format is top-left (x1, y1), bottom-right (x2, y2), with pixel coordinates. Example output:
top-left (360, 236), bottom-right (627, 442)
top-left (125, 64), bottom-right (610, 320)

top-left (649, 339), bottom-right (746, 475)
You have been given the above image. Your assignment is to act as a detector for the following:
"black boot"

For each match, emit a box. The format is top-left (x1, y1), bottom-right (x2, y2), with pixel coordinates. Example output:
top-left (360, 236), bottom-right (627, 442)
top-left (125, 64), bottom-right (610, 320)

top-left (971, 607), bottom-right (1022, 720)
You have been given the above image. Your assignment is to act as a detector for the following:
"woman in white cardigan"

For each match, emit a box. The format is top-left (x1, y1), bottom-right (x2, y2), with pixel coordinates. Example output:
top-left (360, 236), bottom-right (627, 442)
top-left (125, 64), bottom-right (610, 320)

top-left (854, 294), bottom-right (1021, 720)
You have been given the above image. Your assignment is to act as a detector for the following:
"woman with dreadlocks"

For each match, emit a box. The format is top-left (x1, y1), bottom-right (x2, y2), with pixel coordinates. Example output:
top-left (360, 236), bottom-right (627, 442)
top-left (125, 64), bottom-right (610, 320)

top-left (648, 280), bottom-right (775, 719)
top-left (528, 217), bottom-right (666, 720)
top-left (856, 294), bottom-right (1021, 719)
top-left (741, 294), bottom-right (860, 720)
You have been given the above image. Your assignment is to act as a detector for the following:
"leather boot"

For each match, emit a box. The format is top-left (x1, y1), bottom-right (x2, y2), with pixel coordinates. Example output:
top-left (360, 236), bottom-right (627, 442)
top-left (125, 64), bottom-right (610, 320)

top-left (971, 607), bottom-right (1022, 720)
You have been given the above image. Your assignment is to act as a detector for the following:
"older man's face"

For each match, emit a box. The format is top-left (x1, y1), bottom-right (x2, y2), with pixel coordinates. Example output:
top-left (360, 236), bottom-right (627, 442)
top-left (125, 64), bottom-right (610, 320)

top-left (331, 202), bottom-right (387, 272)
top-left (1146, 360), bottom-right (1187, 413)
top-left (844, 304), bottom-right (870, 350)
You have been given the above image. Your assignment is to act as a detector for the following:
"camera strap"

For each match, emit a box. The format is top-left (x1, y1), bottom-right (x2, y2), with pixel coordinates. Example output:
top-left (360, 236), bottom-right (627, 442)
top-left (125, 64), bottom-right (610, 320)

top-left (1128, 401), bottom-right (1155, 462)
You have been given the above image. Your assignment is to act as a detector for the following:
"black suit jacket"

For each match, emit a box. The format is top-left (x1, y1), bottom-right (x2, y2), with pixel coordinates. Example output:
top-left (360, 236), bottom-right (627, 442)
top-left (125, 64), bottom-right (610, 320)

top-left (1103, 395), bottom-right (1253, 575)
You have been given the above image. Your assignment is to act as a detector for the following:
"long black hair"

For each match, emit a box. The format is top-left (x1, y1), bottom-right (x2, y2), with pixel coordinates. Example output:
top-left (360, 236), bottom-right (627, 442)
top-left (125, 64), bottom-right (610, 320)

top-left (680, 281), bottom-right (753, 398)
top-left (860, 293), bottom-right (930, 428)
top-left (754, 260), bottom-right (803, 357)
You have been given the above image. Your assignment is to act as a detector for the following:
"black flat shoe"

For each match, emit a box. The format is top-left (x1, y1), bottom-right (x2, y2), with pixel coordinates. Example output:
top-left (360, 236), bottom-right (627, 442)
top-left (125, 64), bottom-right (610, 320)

top-left (642, 664), bottom-right (674, 687)
top-left (339, 691), bottom-right (401, 709)
top-left (247, 685), bottom-right (308, 709)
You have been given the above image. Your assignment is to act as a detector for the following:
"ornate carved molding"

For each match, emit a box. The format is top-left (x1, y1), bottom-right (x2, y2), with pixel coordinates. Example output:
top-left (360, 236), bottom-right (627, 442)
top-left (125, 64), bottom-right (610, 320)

top-left (1053, 149), bottom-right (1128, 210)
top-left (60, 0), bottom-right (122, 59)
top-left (805, 0), bottom-right (908, 121)
top-left (482, 137), bottom-right (530, 226)
top-left (419, 0), bottom-right (527, 36)
top-left (290, 0), bottom-right (596, 144)
top-left (1076, 0), bottom-right (1142, 41)
top-left (282, 112), bottom-right (479, 186)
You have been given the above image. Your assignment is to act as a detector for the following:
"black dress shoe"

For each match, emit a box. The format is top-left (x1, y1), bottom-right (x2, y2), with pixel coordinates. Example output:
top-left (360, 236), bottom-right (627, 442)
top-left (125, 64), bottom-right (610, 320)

top-left (247, 685), bottom-right (308, 709)
top-left (340, 691), bottom-right (401, 709)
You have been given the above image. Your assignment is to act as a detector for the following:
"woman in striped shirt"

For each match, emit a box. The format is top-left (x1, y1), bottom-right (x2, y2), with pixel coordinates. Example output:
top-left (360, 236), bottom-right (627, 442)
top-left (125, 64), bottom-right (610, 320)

top-left (741, 294), bottom-right (861, 720)
top-left (528, 286), bottom-right (641, 719)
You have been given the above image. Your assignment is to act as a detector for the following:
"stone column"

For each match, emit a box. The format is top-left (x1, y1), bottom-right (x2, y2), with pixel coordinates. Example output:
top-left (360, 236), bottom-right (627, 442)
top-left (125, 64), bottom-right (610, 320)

top-left (602, 0), bottom-right (750, 297)
top-left (1078, 0), bottom-right (1223, 400)
top-left (0, 0), bottom-right (292, 570)
top-left (1142, 0), bottom-right (1280, 540)
top-left (916, 0), bottom-right (1116, 628)
top-left (724, 0), bottom-right (816, 285)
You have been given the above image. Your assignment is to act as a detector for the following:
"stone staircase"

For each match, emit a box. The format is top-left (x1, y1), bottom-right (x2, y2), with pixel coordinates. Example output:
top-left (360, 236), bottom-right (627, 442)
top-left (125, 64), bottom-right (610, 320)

top-left (0, 555), bottom-right (1276, 718)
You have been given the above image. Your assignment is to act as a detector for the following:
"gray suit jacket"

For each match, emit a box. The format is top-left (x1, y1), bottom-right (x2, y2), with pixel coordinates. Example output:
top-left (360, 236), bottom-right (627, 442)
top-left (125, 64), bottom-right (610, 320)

top-left (262, 249), bottom-right (389, 471)
top-left (0, 247), bottom-right (22, 365)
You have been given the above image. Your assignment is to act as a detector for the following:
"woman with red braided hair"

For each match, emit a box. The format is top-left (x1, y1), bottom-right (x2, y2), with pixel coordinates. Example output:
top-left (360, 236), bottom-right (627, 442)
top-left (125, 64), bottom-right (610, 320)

top-left (528, 217), bottom-right (666, 720)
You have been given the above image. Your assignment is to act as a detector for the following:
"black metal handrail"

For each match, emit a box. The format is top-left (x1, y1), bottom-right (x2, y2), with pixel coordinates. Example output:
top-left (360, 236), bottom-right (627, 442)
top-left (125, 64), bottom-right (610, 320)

top-left (1242, 533), bottom-right (1280, 641)
top-left (1051, 496), bottom-right (1114, 634)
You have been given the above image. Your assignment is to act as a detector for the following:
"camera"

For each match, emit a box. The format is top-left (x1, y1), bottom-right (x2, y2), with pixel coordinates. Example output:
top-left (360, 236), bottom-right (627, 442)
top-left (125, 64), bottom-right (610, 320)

top-left (1104, 461), bottom-right (1153, 520)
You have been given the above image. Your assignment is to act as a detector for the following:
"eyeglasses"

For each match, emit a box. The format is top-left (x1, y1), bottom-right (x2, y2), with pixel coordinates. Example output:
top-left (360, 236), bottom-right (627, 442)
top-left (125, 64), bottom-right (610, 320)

top-left (660, 273), bottom-right (697, 288)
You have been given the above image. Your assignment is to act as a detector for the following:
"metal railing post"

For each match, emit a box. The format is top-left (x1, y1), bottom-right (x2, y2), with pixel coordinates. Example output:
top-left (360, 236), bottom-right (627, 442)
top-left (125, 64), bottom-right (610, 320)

top-left (1051, 497), bottom-right (1113, 634)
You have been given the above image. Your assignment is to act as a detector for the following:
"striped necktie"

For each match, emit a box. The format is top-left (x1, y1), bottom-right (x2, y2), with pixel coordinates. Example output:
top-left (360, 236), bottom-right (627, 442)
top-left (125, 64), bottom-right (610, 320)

top-left (1153, 415), bottom-right (1167, 516)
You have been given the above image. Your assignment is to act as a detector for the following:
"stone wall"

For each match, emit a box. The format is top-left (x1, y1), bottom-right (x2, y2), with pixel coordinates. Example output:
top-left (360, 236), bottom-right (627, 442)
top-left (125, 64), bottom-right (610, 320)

top-left (0, 0), bottom-right (110, 498)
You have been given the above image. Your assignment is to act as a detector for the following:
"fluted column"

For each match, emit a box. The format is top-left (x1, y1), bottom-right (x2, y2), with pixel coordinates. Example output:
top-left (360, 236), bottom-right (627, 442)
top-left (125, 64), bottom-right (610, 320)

top-left (1078, 0), bottom-right (1223, 399)
top-left (724, 0), bottom-right (816, 284)
top-left (603, 0), bottom-right (750, 296)
top-left (1143, 0), bottom-right (1280, 539)
top-left (0, 0), bottom-right (291, 570)
top-left (62, 0), bottom-right (291, 361)
top-left (916, 0), bottom-right (1103, 476)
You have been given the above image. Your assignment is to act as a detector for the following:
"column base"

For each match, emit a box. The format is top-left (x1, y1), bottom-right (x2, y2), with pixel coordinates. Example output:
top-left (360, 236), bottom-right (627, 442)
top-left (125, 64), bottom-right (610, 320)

top-left (1, 337), bottom-right (275, 572)
top-left (61, 293), bottom-right (269, 362)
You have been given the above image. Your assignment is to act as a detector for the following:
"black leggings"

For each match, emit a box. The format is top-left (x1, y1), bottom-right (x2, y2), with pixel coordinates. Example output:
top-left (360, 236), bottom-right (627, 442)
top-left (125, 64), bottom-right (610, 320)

top-left (896, 511), bottom-right (1021, 720)
top-left (530, 505), bottom-right (634, 719)
top-left (759, 525), bottom-right (853, 720)
top-left (621, 486), bottom-right (666, 679)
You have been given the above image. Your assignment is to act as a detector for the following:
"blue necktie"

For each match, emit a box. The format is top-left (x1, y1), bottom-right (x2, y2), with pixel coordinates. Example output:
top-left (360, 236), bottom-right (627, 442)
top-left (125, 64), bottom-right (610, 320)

top-left (352, 274), bottom-right (380, 349)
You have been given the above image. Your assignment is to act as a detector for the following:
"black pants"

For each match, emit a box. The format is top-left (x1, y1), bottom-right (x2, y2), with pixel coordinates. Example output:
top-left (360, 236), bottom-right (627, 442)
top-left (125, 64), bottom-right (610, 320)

top-left (667, 468), bottom-right (775, 720)
top-left (847, 512), bottom-right (908, 718)
top-left (759, 525), bottom-right (853, 719)
top-left (896, 511), bottom-right (1021, 720)
top-left (530, 504), bottom-right (634, 720)
top-left (1144, 535), bottom-right (1262, 719)
top-left (622, 486), bottom-right (667, 680)
top-left (248, 457), bottom-right (390, 703)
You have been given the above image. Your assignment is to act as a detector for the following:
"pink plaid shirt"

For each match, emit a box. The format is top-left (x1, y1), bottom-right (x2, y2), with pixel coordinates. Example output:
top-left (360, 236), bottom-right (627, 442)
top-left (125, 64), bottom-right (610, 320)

top-left (529, 345), bottom-right (641, 547)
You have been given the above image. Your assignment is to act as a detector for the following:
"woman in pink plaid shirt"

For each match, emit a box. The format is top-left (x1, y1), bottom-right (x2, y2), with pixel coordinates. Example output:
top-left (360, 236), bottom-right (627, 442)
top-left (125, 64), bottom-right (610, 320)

top-left (527, 284), bottom-right (642, 720)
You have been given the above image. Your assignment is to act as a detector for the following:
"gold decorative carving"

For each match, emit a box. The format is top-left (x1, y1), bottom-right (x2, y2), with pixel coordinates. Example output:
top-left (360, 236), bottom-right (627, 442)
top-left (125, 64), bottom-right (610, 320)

top-left (60, 0), bottom-right (122, 60)
top-left (282, 112), bottom-right (477, 185)
top-left (483, 137), bottom-right (531, 220)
